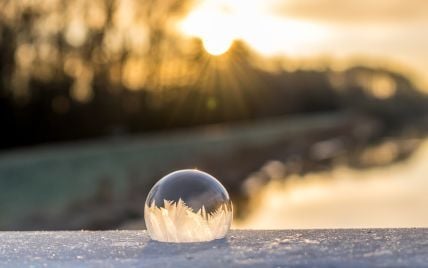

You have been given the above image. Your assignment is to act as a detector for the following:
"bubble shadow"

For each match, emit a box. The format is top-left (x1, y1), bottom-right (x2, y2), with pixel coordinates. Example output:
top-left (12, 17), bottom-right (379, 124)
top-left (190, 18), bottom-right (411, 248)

top-left (140, 237), bottom-right (231, 259)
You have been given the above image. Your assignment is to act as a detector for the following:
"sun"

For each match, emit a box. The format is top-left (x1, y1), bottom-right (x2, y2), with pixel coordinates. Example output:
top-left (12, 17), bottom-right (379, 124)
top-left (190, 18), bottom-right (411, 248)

top-left (180, 8), bottom-right (235, 56)
top-left (179, 0), bottom-right (238, 56)
top-left (202, 34), bottom-right (234, 56)
top-left (179, 0), bottom-right (328, 57)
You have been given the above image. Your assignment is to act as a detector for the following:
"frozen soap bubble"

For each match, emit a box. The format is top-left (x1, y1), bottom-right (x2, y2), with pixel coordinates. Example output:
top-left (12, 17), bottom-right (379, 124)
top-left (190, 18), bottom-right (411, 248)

top-left (144, 169), bottom-right (233, 243)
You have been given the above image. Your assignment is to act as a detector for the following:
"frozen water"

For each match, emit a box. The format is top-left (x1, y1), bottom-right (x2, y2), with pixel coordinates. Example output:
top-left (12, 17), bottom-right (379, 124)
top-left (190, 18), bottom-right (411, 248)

top-left (144, 169), bottom-right (233, 242)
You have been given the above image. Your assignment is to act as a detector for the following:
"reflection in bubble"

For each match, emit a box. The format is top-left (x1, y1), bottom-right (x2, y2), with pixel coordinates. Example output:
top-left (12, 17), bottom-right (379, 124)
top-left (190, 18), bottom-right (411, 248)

top-left (145, 170), bottom-right (233, 243)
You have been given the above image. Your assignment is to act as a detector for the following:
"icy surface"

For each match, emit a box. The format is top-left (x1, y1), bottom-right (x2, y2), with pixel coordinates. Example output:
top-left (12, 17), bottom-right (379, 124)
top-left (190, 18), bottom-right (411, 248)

top-left (0, 229), bottom-right (427, 267)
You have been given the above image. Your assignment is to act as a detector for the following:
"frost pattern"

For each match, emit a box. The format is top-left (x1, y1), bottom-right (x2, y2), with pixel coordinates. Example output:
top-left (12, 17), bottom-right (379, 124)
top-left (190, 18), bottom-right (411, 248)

top-left (145, 199), bottom-right (232, 242)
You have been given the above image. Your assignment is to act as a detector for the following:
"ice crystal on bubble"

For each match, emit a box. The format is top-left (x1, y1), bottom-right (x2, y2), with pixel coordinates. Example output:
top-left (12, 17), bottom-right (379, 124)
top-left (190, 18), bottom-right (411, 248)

top-left (144, 170), bottom-right (233, 243)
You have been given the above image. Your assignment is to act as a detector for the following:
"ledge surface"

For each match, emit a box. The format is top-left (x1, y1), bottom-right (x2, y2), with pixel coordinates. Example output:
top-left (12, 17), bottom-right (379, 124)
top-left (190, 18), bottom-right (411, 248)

top-left (0, 229), bottom-right (427, 267)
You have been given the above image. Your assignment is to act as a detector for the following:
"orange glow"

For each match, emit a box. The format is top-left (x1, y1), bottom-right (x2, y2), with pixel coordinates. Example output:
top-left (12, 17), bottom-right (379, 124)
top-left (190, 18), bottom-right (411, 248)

top-left (179, 0), bottom-right (327, 56)
top-left (179, 0), bottom-right (237, 55)
top-left (235, 140), bottom-right (428, 229)
top-left (178, 0), bottom-right (428, 88)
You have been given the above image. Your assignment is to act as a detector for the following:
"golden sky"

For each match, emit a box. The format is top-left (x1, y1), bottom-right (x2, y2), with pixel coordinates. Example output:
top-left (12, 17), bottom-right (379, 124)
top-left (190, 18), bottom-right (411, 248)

top-left (278, 0), bottom-right (428, 24)
top-left (181, 0), bottom-right (428, 88)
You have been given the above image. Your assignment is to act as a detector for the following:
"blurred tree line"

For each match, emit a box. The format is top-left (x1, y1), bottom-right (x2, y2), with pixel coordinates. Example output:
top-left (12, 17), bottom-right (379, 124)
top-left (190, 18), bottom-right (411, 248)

top-left (0, 0), bottom-right (427, 149)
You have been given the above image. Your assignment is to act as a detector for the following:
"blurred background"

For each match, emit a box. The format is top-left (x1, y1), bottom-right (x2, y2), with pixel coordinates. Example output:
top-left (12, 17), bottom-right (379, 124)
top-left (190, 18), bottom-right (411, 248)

top-left (1, 0), bottom-right (428, 230)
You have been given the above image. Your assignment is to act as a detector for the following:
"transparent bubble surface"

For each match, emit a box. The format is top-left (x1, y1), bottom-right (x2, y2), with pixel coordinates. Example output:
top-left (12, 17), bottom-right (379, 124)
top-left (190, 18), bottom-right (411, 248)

top-left (144, 169), bottom-right (233, 243)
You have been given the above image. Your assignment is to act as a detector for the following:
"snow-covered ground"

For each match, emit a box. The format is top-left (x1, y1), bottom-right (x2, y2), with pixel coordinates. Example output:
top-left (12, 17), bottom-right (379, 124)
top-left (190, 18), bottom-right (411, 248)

top-left (0, 229), bottom-right (427, 267)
